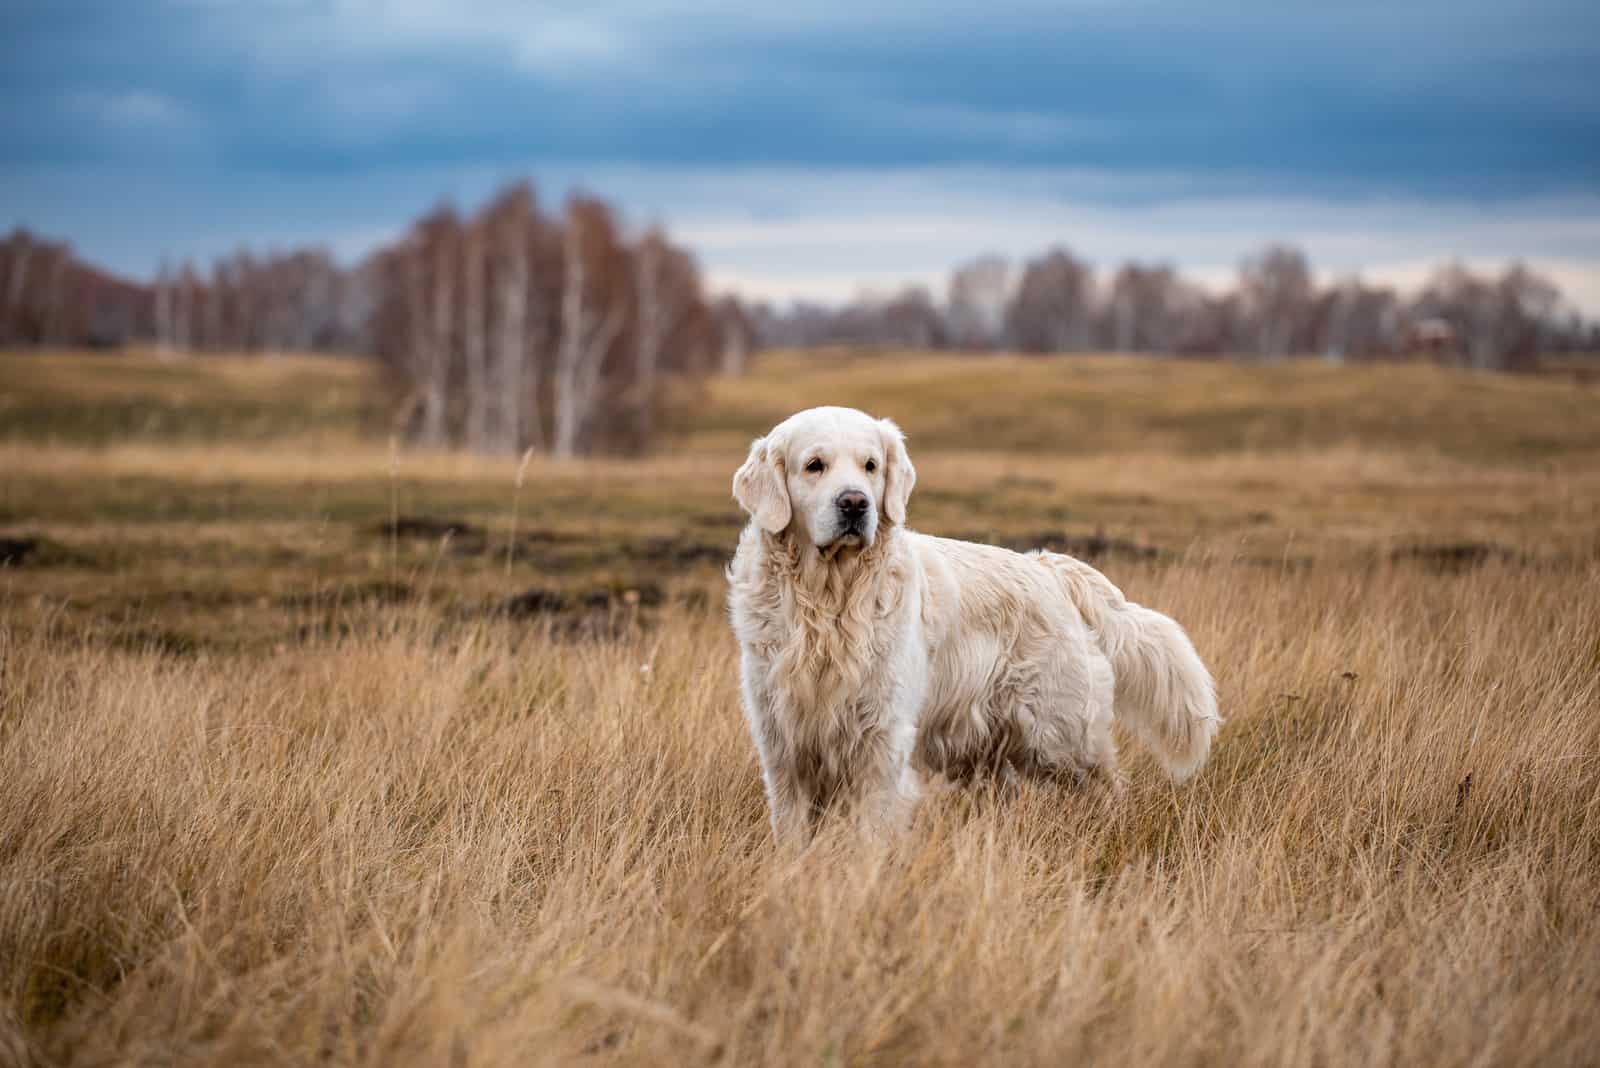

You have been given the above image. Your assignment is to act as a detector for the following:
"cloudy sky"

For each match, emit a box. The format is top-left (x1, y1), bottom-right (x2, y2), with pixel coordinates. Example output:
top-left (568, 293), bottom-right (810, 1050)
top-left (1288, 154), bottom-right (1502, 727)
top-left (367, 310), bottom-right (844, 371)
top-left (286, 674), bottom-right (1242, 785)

top-left (4, 1), bottom-right (1599, 309)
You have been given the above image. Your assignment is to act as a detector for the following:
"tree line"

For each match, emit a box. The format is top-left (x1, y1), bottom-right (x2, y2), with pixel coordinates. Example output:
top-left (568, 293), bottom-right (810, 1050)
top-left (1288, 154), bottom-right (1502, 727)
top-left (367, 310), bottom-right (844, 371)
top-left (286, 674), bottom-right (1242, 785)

top-left (4, 213), bottom-right (1597, 455)
top-left (0, 230), bottom-right (150, 348)
top-left (364, 184), bottom-right (747, 457)
top-left (752, 245), bottom-right (1598, 371)
top-left (1, 183), bottom-right (755, 456)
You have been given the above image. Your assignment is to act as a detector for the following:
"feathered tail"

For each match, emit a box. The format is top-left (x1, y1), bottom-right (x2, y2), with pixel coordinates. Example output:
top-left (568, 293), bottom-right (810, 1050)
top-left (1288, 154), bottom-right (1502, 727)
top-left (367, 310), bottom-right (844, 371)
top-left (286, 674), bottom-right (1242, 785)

top-left (1038, 553), bottom-right (1220, 782)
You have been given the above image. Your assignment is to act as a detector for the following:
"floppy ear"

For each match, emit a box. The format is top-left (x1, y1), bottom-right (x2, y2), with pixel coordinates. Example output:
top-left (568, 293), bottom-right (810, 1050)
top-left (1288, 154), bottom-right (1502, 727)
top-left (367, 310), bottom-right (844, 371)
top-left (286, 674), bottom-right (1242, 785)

top-left (878, 418), bottom-right (916, 526)
top-left (732, 435), bottom-right (791, 533)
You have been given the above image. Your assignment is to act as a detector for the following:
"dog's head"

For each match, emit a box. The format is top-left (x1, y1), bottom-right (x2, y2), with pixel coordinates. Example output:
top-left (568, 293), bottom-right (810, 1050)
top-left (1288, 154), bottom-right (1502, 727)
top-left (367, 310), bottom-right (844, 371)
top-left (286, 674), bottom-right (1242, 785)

top-left (733, 406), bottom-right (916, 553)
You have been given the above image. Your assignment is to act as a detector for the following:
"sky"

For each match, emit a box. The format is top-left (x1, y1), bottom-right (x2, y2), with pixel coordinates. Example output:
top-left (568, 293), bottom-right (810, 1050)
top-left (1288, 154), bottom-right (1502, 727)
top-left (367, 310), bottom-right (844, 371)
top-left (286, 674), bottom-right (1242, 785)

top-left (4, 1), bottom-right (1599, 311)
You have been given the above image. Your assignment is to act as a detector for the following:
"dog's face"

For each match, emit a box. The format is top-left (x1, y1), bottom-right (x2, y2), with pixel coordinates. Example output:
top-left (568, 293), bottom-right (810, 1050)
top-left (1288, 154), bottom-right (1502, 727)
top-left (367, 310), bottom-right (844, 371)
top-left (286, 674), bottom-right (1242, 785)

top-left (733, 406), bottom-right (916, 552)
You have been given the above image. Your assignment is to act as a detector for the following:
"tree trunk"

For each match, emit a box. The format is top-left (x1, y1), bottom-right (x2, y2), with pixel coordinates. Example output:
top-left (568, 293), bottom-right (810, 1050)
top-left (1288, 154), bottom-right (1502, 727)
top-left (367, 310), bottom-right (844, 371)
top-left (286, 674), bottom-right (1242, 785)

top-left (463, 228), bottom-right (489, 452)
top-left (492, 226), bottom-right (529, 455)
top-left (405, 242), bottom-right (445, 446)
top-left (174, 267), bottom-right (193, 354)
top-left (423, 235), bottom-right (454, 446)
top-left (633, 240), bottom-right (663, 448)
top-left (1114, 289), bottom-right (1135, 352)
top-left (1324, 289), bottom-right (1351, 364)
top-left (552, 224), bottom-right (587, 461)
top-left (43, 251), bottom-right (66, 346)
top-left (154, 262), bottom-right (174, 357)
top-left (553, 222), bottom-right (625, 460)
top-left (1468, 303), bottom-right (1498, 370)
top-left (6, 240), bottom-right (29, 318)
top-left (719, 320), bottom-right (748, 376)
top-left (205, 269), bottom-right (224, 351)
top-left (573, 304), bottom-right (625, 455)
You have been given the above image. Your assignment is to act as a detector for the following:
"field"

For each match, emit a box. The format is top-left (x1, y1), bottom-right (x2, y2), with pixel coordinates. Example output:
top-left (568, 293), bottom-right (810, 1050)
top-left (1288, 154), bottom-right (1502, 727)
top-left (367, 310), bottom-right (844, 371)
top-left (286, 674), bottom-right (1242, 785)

top-left (2, 348), bottom-right (1598, 1065)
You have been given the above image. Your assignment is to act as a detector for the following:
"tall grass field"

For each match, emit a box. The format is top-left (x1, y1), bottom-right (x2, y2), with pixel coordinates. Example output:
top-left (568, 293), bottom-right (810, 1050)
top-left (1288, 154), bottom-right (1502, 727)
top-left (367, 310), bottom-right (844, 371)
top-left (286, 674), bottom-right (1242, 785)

top-left (2, 349), bottom-right (1598, 1065)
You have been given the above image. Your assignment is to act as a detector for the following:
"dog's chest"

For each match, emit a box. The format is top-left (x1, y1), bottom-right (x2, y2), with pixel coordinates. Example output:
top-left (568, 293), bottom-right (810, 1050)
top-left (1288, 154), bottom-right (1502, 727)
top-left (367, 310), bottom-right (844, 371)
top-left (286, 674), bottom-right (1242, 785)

top-left (731, 533), bottom-right (920, 733)
top-left (746, 582), bottom-right (899, 714)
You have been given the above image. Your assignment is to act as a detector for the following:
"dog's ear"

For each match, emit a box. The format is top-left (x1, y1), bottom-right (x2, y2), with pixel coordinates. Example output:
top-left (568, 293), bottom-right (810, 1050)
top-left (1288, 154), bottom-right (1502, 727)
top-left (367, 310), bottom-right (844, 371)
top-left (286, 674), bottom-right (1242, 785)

top-left (733, 435), bottom-right (791, 533)
top-left (878, 418), bottom-right (916, 526)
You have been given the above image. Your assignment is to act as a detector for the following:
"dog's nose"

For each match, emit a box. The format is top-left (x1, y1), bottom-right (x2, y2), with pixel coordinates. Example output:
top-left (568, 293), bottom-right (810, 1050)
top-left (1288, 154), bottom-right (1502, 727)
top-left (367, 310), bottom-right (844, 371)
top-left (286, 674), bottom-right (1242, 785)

top-left (836, 491), bottom-right (870, 520)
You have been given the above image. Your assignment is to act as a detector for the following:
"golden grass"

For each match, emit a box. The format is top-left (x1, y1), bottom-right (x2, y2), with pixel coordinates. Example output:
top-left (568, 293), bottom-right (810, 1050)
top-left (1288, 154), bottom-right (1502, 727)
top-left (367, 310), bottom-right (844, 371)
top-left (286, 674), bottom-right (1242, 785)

top-left (3, 349), bottom-right (1600, 1064)
top-left (4, 563), bottom-right (1598, 1065)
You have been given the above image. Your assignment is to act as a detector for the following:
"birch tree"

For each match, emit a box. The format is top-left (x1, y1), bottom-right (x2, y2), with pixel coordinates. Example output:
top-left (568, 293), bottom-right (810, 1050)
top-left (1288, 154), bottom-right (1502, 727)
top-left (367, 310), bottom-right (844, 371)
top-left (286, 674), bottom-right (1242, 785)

top-left (631, 229), bottom-right (701, 444)
top-left (462, 221), bottom-right (490, 452)
top-left (1238, 245), bottom-right (1313, 361)
top-left (946, 255), bottom-right (1010, 350)
top-left (153, 260), bottom-right (174, 356)
top-left (1104, 263), bottom-right (1193, 354)
top-left (714, 296), bottom-right (753, 375)
top-left (404, 209), bottom-right (461, 446)
top-left (485, 183), bottom-right (541, 455)
top-left (552, 198), bottom-right (628, 460)
top-left (4, 230), bottom-right (31, 334)
top-left (1006, 248), bottom-right (1093, 353)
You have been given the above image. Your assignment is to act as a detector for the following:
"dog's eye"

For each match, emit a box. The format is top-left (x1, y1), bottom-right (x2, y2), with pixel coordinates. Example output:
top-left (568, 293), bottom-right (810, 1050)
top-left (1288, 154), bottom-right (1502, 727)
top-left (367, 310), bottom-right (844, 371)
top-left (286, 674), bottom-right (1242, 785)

top-left (805, 458), bottom-right (825, 474)
top-left (865, 459), bottom-right (877, 473)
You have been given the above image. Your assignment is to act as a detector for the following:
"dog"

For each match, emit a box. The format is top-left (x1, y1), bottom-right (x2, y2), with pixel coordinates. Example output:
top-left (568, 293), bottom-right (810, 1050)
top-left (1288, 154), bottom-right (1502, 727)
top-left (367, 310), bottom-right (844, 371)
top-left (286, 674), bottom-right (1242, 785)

top-left (727, 406), bottom-right (1219, 845)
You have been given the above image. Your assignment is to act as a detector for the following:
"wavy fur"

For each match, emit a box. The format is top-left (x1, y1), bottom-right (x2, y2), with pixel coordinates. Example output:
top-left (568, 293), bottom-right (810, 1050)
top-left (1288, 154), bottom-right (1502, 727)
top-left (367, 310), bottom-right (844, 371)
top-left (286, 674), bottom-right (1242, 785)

top-left (728, 407), bottom-right (1219, 844)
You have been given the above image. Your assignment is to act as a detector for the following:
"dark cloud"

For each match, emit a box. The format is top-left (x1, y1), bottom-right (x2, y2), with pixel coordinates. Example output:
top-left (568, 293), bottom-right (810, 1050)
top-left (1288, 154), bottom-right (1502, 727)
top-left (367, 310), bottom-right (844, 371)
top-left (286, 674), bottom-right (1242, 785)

top-left (3, 1), bottom-right (1597, 298)
top-left (3, 1), bottom-right (1596, 190)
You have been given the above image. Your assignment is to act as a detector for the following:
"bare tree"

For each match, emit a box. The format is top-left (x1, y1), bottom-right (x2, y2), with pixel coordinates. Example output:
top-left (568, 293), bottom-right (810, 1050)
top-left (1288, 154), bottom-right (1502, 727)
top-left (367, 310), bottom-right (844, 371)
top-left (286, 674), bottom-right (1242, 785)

top-left (1316, 277), bottom-right (1400, 363)
top-left (1237, 244), bottom-right (1313, 360)
top-left (1104, 263), bottom-right (1196, 354)
top-left (552, 197), bottom-right (628, 460)
top-left (1006, 248), bottom-right (1093, 353)
top-left (153, 259), bottom-right (175, 356)
top-left (462, 222), bottom-right (490, 452)
top-left (484, 183), bottom-right (542, 454)
top-left (1496, 263), bottom-right (1562, 371)
top-left (399, 236), bottom-right (442, 445)
top-left (355, 181), bottom-right (706, 457)
top-left (5, 230), bottom-right (32, 332)
top-left (41, 245), bottom-right (68, 347)
top-left (880, 286), bottom-right (945, 349)
top-left (1413, 263), bottom-right (1502, 368)
top-left (203, 261), bottom-right (225, 350)
top-left (946, 255), bottom-right (1011, 350)
top-left (631, 229), bottom-right (682, 445)
top-left (174, 261), bottom-right (201, 355)
top-left (403, 209), bottom-right (460, 446)
top-left (714, 295), bottom-right (754, 375)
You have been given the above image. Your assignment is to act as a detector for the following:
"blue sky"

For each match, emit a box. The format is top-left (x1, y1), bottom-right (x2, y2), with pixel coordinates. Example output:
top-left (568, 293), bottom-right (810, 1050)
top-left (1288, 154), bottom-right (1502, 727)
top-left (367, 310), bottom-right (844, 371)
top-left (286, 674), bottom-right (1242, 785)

top-left (4, 1), bottom-right (1599, 309)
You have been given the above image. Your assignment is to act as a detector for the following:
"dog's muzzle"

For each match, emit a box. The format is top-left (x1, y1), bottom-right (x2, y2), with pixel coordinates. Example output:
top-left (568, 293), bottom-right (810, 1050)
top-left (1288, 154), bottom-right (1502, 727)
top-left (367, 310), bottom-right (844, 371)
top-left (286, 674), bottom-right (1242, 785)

top-left (835, 490), bottom-right (869, 530)
top-left (819, 489), bottom-right (872, 549)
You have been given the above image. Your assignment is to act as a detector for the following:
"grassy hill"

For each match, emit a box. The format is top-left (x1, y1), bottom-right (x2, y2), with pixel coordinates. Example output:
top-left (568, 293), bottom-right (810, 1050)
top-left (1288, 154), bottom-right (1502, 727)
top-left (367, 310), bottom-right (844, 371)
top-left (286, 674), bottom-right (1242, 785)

top-left (3, 348), bottom-right (1597, 648)
top-left (9, 346), bottom-right (1600, 460)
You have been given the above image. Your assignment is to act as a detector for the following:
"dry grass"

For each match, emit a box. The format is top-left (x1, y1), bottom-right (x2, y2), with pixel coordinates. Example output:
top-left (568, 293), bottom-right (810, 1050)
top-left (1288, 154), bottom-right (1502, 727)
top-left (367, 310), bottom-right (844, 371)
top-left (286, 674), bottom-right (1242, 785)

top-left (4, 564), bottom-right (1598, 1066)
top-left (2, 349), bottom-right (1599, 1064)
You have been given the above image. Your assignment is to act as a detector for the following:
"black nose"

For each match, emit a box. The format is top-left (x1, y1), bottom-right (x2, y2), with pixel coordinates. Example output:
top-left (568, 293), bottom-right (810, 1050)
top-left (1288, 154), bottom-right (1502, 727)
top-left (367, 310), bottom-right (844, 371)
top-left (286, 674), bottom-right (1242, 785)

top-left (836, 491), bottom-right (870, 521)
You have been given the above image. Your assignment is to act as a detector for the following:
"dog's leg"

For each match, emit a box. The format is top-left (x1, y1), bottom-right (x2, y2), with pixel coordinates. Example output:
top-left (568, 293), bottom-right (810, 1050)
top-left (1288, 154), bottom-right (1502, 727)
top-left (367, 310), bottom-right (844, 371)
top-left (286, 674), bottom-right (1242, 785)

top-left (1017, 720), bottom-right (1124, 795)
top-left (750, 721), bottom-right (815, 848)
top-left (851, 726), bottom-right (923, 842)
top-left (741, 653), bottom-right (818, 849)
top-left (763, 763), bottom-right (816, 850)
top-left (1017, 649), bottom-right (1125, 796)
top-left (855, 765), bottom-right (920, 842)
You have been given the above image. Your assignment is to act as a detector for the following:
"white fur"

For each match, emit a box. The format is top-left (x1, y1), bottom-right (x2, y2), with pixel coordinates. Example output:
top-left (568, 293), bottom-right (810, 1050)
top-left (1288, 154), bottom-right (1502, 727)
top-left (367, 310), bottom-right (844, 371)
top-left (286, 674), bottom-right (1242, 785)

top-left (728, 406), bottom-right (1220, 846)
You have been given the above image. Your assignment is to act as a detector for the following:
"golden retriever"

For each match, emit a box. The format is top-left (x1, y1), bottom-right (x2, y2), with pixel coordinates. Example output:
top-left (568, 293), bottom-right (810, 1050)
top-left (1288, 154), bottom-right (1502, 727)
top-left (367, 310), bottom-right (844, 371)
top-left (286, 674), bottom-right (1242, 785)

top-left (727, 406), bottom-right (1219, 845)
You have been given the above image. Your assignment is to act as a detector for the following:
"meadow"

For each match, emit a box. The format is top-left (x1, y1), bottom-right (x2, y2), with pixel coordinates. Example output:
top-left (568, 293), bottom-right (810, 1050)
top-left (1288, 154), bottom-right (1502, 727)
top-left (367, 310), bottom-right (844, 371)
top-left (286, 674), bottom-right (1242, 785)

top-left (2, 348), bottom-right (1598, 1065)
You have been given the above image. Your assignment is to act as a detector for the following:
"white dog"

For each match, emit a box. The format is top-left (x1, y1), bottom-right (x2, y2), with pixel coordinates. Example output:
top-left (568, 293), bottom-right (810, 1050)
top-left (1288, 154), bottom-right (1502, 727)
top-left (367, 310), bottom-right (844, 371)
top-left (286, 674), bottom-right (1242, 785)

top-left (727, 406), bottom-right (1220, 845)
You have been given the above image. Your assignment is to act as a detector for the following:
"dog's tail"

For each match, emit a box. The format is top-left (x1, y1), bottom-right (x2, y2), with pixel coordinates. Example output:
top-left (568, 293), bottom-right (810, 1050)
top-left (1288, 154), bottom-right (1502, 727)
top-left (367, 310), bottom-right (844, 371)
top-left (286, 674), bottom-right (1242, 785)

top-left (1037, 553), bottom-right (1220, 783)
